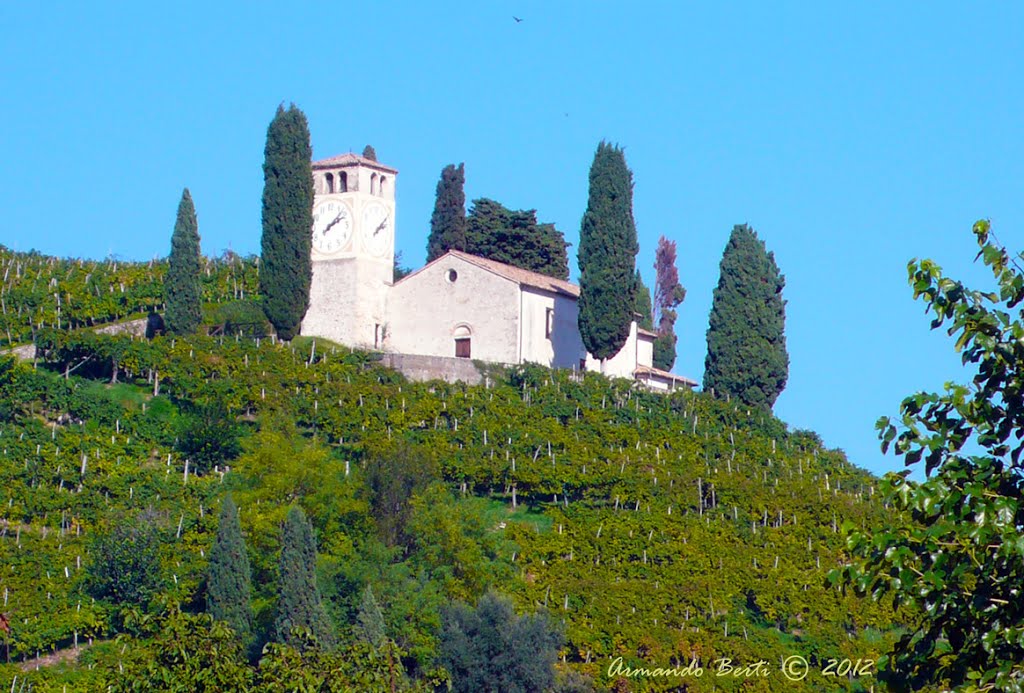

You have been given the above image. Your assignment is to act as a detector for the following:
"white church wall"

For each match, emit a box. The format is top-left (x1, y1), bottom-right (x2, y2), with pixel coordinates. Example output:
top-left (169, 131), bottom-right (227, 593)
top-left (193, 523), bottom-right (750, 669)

top-left (584, 321), bottom-right (640, 379)
top-left (520, 289), bottom-right (587, 368)
top-left (387, 256), bottom-right (520, 363)
top-left (637, 333), bottom-right (654, 369)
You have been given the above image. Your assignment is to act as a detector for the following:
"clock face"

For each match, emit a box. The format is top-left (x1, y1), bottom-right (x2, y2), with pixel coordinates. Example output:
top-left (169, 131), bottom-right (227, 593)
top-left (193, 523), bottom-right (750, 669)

top-left (311, 199), bottom-right (352, 255)
top-left (361, 200), bottom-right (392, 257)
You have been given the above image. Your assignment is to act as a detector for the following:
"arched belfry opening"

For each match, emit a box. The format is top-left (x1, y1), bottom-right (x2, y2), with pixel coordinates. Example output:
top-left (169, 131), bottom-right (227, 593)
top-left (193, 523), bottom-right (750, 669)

top-left (339, 171), bottom-right (348, 192)
top-left (370, 172), bottom-right (379, 196)
top-left (325, 172), bottom-right (335, 194)
top-left (379, 176), bottom-right (388, 196)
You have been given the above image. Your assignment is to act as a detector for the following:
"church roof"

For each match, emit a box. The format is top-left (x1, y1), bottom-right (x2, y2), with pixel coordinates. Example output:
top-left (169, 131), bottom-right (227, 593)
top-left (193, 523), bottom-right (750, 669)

top-left (312, 152), bottom-right (398, 174)
top-left (634, 364), bottom-right (698, 388)
top-left (445, 250), bottom-right (580, 298)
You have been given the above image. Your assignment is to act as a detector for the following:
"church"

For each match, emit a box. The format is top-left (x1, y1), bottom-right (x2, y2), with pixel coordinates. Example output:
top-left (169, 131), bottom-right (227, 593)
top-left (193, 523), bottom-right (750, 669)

top-left (299, 151), bottom-right (696, 392)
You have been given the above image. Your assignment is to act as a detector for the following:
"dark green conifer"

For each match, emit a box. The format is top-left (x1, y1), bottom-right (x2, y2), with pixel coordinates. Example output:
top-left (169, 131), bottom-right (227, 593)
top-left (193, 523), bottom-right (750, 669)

top-left (703, 224), bottom-right (788, 409)
top-left (356, 584), bottom-right (386, 648)
top-left (260, 104), bottom-right (313, 341)
top-left (206, 494), bottom-right (253, 644)
top-left (465, 198), bottom-right (569, 280)
top-left (426, 163), bottom-right (467, 262)
top-left (164, 188), bottom-right (202, 335)
top-left (274, 506), bottom-right (334, 648)
top-left (577, 142), bottom-right (639, 363)
top-left (361, 144), bottom-right (377, 161)
top-left (634, 271), bottom-right (654, 331)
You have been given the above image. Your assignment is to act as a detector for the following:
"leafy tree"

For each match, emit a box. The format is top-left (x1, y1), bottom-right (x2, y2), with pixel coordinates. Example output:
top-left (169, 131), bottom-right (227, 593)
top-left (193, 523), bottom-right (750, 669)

top-left (274, 506), bottom-right (335, 649)
top-left (464, 199), bottom-right (569, 280)
top-left (426, 163), bottom-right (467, 262)
top-left (439, 591), bottom-right (563, 693)
top-left (87, 511), bottom-right (164, 606)
top-left (112, 605), bottom-right (252, 692)
top-left (206, 494), bottom-right (253, 647)
top-left (577, 141), bottom-right (639, 363)
top-left (703, 224), bottom-right (787, 409)
top-left (364, 442), bottom-right (437, 550)
top-left (836, 221), bottom-right (1024, 691)
top-left (356, 584), bottom-right (386, 648)
top-left (260, 104), bottom-right (314, 341)
top-left (634, 271), bottom-right (654, 331)
top-left (175, 399), bottom-right (243, 473)
top-left (361, 144), bottom-right (377, 162)
top-left (164, 188), bottom-right (202, 335)
top-left (653, 236), bottom-right (686, 371)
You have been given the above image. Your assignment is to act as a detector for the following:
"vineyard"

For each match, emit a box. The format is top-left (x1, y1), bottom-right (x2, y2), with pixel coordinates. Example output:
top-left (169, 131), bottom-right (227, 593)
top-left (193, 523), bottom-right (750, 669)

top-left (0, 246), bottom-right (259, 347)
top-left (0, 246), bottom-right (907, 691)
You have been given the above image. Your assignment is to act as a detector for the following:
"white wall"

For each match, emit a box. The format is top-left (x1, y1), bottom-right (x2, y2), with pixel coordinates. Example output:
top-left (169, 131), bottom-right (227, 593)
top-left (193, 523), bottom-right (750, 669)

top-left (520, 289), bottom-right (587, 368)
top-left (387, 256), bottom-right (521, 363)
top-left (637, 333), bottom-right (654, 369)
top-left (584, 321), bottom-right (641, 379)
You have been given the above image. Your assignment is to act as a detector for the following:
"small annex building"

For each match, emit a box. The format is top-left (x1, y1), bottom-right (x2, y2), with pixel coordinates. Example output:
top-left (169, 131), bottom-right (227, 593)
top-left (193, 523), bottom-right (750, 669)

top-left (299, 151), bottom-right (695, 392)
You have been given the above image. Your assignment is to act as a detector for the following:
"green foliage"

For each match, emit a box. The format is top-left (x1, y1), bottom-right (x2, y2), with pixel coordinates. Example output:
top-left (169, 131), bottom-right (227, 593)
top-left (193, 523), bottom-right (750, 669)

top-left (439, 591), bottom-right (563, 693)
top-left (207, 494), bottom-right (254, 647)
top-left (577, 141), bottom-right (639, 361)
top-left (356, 585), bottom-right (387, 647)
top-left (364, 442), bottom-right (437, 550)
top-left (652, 331), bottom-right (676, 372)
top-left (393, 251), bottom-right (413, 281)
top-left (275, 506), bottom-right (335, 649)
top-left (164, 188), bottom-right (203, 335)
top-left (426, 163), bottom-right (468, 262)
top-left (464, 198), bottom-right (570, 280)
top-left (87, 510), bottom-right (165, 607)
top-left (633, 270), bottom-right (654, 331)
top-left (834, 221), bottom-right (1024, 691)
top-left (0, 245), bottom-right (258, 347)
top-left (260, 104), bottom-right (314, 341)
top-left (111, 605), bottom-right (252, 692)
top-left (362, 144), bottom-right (378, 162)
top-left (703, 223), bottom-right (788, 409)
top-left (175, 399), bottom-right (244, 474)
top-left (205, 299), bottom-right (273, 337)
top-left (2, 302), bottom-right (898, 690)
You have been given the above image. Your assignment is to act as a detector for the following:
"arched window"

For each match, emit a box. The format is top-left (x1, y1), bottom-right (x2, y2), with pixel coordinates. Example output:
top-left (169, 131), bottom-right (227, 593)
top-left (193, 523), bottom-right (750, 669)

top-left (370, 172), bottom-right (378, 196)
top-left (339, 171), bottom-right (348, 193)
top-left (453, 324), bottom-right (472, 359)
top-left (325, 172), bottom-right (335, 194)
top-left (379, 176), bottom-right (387, 196)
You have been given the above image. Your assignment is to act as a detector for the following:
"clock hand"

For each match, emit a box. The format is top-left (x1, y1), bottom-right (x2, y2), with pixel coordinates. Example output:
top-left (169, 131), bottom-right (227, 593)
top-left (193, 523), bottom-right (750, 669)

top-left (323, 212), bottom-right (343, 235)
top-left (374, 215), bottom-right (390, 235)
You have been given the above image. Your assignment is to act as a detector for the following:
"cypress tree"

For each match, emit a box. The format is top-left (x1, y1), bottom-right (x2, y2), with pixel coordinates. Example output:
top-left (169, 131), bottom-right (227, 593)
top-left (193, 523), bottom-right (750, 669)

top-left (274, 506), bottom-right (334, 648)
top-left (634, 271), bottom-right (654, 331)
top-left (652, 236), bottom-right (686, 371)
top-left (356, 584), bottom-right (387, 648)
top-left (426, 163), bottom-right (467, 262)
top-left (164, 188), bottom-right (202, 335)
top-left (260, 104), bottom-right (313, 341)
top-left (577, 142), bottom-right (639, 363)
top-left (703, 224), bottom-right (788, 409)
top-left (206, 494), bottom-right (253, 645)
top-left (362, 144), bottom-right (377, 161)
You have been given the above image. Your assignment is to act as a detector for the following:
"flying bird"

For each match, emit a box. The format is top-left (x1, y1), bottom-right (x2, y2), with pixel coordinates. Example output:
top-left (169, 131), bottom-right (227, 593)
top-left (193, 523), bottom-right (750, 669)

top-left (513, 15), bottom-right (523, 23)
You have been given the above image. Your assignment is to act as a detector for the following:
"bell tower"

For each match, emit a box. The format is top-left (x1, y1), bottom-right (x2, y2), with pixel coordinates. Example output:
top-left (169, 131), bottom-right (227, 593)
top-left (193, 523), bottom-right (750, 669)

top-left (300, 150), bottom-right (397, 349)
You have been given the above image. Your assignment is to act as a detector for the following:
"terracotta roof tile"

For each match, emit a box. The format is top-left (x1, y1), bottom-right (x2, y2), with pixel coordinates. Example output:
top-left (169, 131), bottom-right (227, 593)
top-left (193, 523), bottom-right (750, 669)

top-left (312, 152), bottom-right (398, 174)
top-left (446, 250), bottom-right (579, 298)
top-left (634, 364), bottom-right (698, 387)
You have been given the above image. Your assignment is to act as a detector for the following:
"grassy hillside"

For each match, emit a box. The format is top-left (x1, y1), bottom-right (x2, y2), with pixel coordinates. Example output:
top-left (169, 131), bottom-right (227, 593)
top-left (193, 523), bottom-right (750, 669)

top-left (0, 250), bottom-right (906, 691)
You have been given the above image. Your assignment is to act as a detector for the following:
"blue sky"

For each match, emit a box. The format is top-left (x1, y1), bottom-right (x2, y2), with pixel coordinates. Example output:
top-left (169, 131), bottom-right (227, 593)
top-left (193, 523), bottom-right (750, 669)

top-left (3, 2), bottom-right (1022, 476)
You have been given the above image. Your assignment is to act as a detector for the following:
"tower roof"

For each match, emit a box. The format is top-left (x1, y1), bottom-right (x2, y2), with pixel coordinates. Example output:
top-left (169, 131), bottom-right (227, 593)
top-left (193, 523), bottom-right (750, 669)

top-left (312, 152), bottom-right (398, 174)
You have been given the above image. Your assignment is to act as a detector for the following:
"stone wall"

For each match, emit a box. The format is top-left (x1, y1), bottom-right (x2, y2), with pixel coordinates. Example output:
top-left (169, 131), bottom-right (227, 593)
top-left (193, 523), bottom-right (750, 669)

top-left (379, 353), bottom-right (484, 385)
top-left (5, 317), bottom-right (149, 362)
